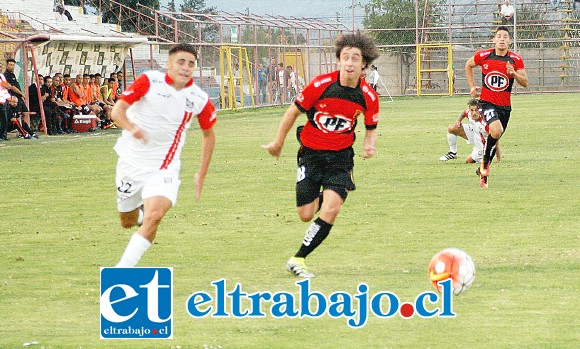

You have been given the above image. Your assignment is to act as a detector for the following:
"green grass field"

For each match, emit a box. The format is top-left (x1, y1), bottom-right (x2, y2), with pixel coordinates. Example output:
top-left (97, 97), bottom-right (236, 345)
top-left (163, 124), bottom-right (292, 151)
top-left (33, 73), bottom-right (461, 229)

top-left (0, 93), bottom-right (578, 348)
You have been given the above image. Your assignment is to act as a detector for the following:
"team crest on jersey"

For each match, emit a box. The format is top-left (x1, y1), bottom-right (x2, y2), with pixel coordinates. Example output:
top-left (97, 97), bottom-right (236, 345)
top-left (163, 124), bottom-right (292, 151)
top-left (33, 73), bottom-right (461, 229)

top-left (186, 98), bottom-right (194, 110)
top-left (484, 71), bottom-right (509, 92)
top-left (313, 111), bottom-right (353, 133)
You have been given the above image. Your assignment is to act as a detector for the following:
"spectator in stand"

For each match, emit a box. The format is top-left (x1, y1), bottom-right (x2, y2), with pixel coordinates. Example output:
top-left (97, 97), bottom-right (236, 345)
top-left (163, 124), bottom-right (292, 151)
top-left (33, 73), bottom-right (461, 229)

top-left (61, 74), bottom-right (73, 105)
top-left (51, 74), bottom-right (75, 133)
top-left (6, 96), bottom-right (38, 139)
top-left (257, 63), bottom-right (268, 104)
top-left (3, 59), bottom-right (29, 116)
top-left (268, 58), bottom-right (278, 103)
top-left (108, 72), bottom-right (119, 102)
top-left (54, 0), bottom-right (73, 21)
top-left (68, 74), bottom-right (93, 116)
top-left (277, 62), bottom-right (289, 104)
top-left (94, 73), bottom-right (114, 125)
top-left (28, 75), bottom-right (44, 131)
top-left (549, 0), bottom-right (561, 10)
top-left (366, 64), bottom-right (379, 91)
top-left (82, 73), bottom-right (102, 115)
top-left (286, 65), bottom-right (297, 101)
top-left (500, 0), bottom-right (515, 24)
top-left (116, 71), bottom-right (125, 97)
top-left (0, 69), bottom-right (11, 141)
top-left (41, 76), bottom-right (62, 135)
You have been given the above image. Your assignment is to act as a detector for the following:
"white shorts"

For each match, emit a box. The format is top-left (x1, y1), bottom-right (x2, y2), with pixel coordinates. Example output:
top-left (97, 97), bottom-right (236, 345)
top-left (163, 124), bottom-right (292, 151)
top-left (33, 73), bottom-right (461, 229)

top-left (462, 124), bottom-right (485, 163)
top-left (115, 158), bottom-right (182, 213)
top-left (462, 123), bottom-right (476, 145)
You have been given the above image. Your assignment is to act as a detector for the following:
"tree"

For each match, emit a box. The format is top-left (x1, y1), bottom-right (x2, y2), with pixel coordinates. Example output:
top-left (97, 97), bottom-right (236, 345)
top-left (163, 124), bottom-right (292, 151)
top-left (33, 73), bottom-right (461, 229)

top-left (178, 0), bottom-right (218, 43)
top-left (76, 0), bottom-right (160, 34)
top-left (364, 0), bottom-right (445, 91)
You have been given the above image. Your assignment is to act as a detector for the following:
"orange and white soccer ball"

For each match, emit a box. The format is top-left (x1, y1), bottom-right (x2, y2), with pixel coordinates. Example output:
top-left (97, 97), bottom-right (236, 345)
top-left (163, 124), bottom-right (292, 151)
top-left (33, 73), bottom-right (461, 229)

top-left (428, 248), bottom-right (475, 295)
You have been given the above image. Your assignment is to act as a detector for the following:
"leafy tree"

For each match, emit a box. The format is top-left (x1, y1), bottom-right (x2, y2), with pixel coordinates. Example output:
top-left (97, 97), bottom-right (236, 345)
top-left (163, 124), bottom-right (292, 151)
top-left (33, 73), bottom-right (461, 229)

top-left (364, 0), bottom-right (445, 90)
top-left (74, 0), bottom-right (160, 33)
top-left (178, 0), bottom-right (218, 43)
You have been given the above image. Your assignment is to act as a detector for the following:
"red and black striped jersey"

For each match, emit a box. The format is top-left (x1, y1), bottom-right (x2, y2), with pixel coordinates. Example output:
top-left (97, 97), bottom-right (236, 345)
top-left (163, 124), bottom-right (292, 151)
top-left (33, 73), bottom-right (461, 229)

top-left (473, 48), bottom-right (525, 107)
top-left (294, 71), bottom-right (379, 151)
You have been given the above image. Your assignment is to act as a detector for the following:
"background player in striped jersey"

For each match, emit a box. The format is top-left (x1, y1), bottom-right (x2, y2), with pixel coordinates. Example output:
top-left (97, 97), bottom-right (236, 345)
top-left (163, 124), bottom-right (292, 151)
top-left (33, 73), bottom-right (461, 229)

top-left (439, 98), bottom-right (500, 164)
top-left (262, 31), bottom-right (380, 278)
top-left (465, 26), bottom-right (528, 187)
top-left (111, 44), bottom-right (217, 267)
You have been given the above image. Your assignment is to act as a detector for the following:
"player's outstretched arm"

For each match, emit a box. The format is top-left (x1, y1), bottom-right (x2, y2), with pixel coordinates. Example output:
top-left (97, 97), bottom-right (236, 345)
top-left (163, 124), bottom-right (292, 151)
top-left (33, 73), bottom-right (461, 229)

top-left (362, 128), bottom-right (378, 159)
top-left (261, 103), bottom-right (301, 160)
top-left (465, 57), bottom-right (480, 98)
top-left (111, 99), bottom-right (148, 143)
top-left (195, 126), bottom-right (216, 202)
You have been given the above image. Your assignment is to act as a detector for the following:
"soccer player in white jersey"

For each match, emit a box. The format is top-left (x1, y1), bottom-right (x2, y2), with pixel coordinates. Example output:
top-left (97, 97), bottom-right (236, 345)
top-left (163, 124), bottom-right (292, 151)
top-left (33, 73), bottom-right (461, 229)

top-left (439, 99), bottom-right (500, 164)
top-left (111, 44), bottom-right (217, 267)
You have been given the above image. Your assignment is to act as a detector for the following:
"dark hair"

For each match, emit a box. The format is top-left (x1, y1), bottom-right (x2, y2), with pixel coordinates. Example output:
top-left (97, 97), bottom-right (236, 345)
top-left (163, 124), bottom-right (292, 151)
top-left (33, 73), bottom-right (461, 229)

top-left (168, 43), bottom-right (198, 59)
top-left (467, 99), bottom-right (480, 107)
top-left (335, 30), bottom-right (380, 68)
top-left (63, 74), bottom-right (70, 78)
top-left (108, 78), bottom-right (116, 83)
top-left (6, 58), bottom-right (16, 64)
top-left (94, 73), bottom-right (101, 77)
top-left (496, 26), bottom-right (511, 37)
top-left (83, 73), bottom-right (90, 78)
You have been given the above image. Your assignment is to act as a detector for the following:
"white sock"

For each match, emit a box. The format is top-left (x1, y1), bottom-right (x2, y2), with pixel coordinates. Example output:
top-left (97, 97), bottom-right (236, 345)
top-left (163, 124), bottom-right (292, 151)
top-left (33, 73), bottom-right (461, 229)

top-left (137, 207), bottom-right (144, 226)
top-left (447, 133), bottom-right (458, 153)
top-left (116, 232), bottom-right (152, 267)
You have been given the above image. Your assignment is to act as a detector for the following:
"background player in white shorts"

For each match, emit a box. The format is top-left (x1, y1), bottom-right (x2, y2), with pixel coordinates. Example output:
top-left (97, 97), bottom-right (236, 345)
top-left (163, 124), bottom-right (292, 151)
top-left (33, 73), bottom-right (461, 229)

top-left (111, 43), bottom-right (217, 267)
top-left (439, 99), bottom-right (500, 163)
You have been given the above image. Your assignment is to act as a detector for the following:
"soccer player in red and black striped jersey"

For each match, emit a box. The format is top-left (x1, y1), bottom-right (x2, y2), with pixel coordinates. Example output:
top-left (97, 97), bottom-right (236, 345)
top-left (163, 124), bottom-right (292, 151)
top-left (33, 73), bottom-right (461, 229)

top-left (466, 26), bottom-right (528, 188)
top-left (262, 31), bottom-right (380, 278)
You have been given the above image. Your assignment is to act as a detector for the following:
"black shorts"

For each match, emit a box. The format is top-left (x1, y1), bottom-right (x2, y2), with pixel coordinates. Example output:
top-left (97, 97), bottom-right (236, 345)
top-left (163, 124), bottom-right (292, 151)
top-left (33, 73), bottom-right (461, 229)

top-left (295, 146), bottom-right (355, 207)
top-left (480, 101), bottom-right (511, 131)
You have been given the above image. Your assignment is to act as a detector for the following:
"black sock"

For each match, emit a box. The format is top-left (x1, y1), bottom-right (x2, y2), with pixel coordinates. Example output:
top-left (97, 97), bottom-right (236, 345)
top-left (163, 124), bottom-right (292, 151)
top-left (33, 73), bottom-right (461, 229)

top-left (295, 217), bottom-right (333, 258)
top-left (484, 135), bottom-right (498, 163)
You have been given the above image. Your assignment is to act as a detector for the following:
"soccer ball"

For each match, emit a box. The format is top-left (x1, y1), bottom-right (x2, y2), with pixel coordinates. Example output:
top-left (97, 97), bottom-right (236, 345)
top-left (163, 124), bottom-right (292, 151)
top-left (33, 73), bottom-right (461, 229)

top-left (428, 248), bottom-right (475, 295)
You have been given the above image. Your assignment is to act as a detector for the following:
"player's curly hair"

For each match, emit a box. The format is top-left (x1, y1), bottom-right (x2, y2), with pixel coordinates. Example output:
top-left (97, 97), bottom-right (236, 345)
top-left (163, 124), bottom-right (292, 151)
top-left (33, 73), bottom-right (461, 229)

top-left (335, 30), bottom-right (380, 68)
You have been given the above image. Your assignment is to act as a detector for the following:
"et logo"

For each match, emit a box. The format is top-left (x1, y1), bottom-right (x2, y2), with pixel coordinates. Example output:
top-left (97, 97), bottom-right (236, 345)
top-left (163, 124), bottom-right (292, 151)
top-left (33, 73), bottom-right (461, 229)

top-left (485, 71), bottom-right (510, 92)
top-left (100, 268), bottom-right (173, 339)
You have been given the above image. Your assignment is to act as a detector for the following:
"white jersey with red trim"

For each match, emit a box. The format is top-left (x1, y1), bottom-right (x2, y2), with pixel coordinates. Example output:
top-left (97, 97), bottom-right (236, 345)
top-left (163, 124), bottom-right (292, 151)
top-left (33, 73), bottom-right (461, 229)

top-left (114, 71), bottom-right (216, 172)
top-left (463, 108), bottom-right (489, 141)
top-left (0, 73), bottom-right (11, 104)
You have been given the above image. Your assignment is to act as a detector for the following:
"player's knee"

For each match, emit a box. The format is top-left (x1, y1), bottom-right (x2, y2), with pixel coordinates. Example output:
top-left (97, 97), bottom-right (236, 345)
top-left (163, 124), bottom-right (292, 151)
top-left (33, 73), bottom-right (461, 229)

top-left (298, 213), bottom-right (313, 222)
top-left (120, 219), bottom-right (136, 229)
top-left (298, 209), bottom-right (315, 222)
top-left (321, 204), bottom-right (341, 219)
top-left (447, 124), bottom-right (458, 134)
top-left (144, 209), bottom-right (165, 225)
top-left (490, 128), bottom-right (503, 139)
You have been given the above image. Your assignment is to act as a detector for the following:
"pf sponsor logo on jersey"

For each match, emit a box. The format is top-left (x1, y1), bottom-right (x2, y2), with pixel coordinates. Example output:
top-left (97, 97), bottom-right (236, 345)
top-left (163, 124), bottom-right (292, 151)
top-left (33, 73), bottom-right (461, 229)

top-left (313, 111), bottom-right (353, 133)
top-left (485, 71), bottom-right (510, 92)
top-left (100, 267), bottom-right (173, 339)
